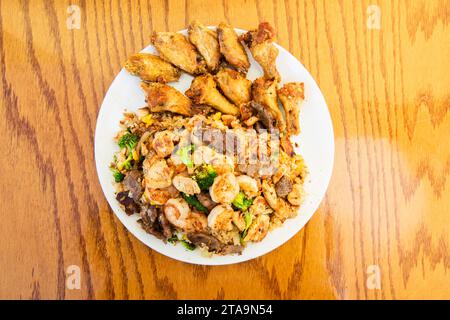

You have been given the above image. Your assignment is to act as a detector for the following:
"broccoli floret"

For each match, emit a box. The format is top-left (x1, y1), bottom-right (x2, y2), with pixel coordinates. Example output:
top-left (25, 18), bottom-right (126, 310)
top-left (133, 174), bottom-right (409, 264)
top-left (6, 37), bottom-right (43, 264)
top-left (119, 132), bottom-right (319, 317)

top-left (181, 193), bottom-right (208, 213)
top-left (118, 133), bottom-right (138, 151)
top-left (193, 164), bottom-right (217, 191)
top-left (117, 153), bottom-right (133, 171)
top-left (176, 144), bottom-right (195, 168)
top-left (116, 133), bottom-right (138, 171)
top-left (111, 168), bottom-right (124, 182)
top-left (232, 192), bottom-right (254, 211)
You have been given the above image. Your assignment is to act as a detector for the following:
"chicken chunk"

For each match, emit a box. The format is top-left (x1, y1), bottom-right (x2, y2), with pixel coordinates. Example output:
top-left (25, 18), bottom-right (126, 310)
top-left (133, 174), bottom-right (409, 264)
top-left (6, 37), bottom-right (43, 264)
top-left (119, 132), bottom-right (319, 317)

top-left (217, 22), bottom-right (250, 73)
top-left (241, 22), bottom-right (280, 80)
top-left (141, 82), bottom-right (192, 116)
top-left (151, 31), bottom-right (207, 75)
top-left (277, 82), bottom-right (305, 136)
top-left (252, 77), bottom-right (285, 131)
top-left (188, 20), bottom-right (221, 72)
top-left (185, 74), bottom-right (239, 115)
top-left (124, 53), bottom-right (181, 83)
top-left (214, 68), bottom-right (252, 106)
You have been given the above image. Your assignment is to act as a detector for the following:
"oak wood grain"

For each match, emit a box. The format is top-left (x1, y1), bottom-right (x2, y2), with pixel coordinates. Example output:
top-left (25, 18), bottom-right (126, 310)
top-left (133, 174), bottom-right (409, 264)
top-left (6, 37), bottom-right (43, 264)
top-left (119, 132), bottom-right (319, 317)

top-left (0, 0), bottom-right (449, 299)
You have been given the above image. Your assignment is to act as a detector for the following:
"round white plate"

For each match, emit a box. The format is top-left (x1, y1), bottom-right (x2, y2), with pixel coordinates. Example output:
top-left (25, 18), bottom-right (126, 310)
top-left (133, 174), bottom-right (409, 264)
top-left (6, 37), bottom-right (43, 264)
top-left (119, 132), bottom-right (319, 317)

top-left (95, 28), bottom-right (334, 265)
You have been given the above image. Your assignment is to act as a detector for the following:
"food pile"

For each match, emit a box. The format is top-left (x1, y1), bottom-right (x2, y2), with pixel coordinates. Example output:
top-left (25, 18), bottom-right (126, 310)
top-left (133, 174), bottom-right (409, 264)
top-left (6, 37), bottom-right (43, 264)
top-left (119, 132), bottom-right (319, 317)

top-left (111, 21), bottom-right (307, 255)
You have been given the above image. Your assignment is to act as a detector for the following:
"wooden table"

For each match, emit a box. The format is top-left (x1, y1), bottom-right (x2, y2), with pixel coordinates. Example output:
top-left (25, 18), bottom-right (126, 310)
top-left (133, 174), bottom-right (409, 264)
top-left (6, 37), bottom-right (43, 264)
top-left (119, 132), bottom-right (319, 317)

top-left (0, 0), bottom-right (449, 300)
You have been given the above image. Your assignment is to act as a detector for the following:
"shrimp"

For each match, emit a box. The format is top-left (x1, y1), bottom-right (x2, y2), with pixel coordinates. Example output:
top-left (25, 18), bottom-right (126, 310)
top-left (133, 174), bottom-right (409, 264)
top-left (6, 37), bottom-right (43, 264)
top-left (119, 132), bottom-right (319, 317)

top-left (143, 159), bottom-right (174, 189)
top-left (152, 130), bottom-right (174, 158)
top-left (164, 198), bottom-right (207, 232)
top-left (261, 179), bottom-right (278, 210)
top-left (208, 204), bottom-right (235, 232)
top-left (208, 204), bottom-right (239, 243)
top-left (249, 196), bottom-right (272, 216)
top-left (236, 175), bottom-right (259, 198)
top-left (209, 172), bottom-right (240, 203)
top-left (143, 185), bottom-right (179, 205)
top-left (287, 182), bottom-right (305, 206)
top-left (244, 214), bottom-right (270, 242)
top-left (172, 174), bottom-right (201, 195)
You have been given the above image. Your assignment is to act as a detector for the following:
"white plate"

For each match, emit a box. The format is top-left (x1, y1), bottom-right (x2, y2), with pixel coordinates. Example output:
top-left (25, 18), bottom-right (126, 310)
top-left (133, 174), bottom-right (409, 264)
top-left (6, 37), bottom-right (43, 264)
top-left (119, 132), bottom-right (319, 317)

top-left (95, 28), bottom-right (334, 265)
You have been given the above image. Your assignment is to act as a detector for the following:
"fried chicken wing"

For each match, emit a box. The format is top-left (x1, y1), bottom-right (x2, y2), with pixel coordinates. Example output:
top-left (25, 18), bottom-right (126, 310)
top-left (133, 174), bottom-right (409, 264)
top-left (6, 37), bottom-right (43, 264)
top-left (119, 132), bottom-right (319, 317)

top-left (217, 22), bottom-right (250, 73)
top-left (185, 74), bottom-right (239, 115)
top-left (214, 68), bottom-right (252, 106)
top-left (241, 22), bottom-right (280, 80)
top-left (124, 53), bottom-right (181, 83)
top-left (188, 20), bottom-right (221, 72)
top-left (252, 77), bottom-right (285, 131)
top-left (277, 82), bottom-right (304, 136)
top-left (151, 32), bottom-right (207, 75)
top-left (141, 82), bottom-right (192, 116)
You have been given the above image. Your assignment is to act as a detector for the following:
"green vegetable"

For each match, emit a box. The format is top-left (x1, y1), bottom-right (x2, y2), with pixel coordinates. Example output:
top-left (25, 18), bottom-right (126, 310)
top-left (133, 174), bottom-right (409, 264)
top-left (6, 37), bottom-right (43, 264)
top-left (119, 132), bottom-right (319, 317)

top-left (118, 133), bottom-right (138, 151)
top-left (176, 144), bottom-right (195, 168)
top-left (232, 192), bottom-right (254, 211)
top-left (193, 164), bottom-right (217, 191)
top-left (180, 240), bottom-right (195, 251)
top-left (116, 133), bottom-right (138, 171)
top-left (181, 193), bottom-right (208, 213)
top-left (167, 234), bottom-right (179, 244)
top-left (111, 169), bottom-right (124, 182)
top-left (117, 153), bottom-right (133, 171)
top-left (240, 211), bottom-right (253, 244)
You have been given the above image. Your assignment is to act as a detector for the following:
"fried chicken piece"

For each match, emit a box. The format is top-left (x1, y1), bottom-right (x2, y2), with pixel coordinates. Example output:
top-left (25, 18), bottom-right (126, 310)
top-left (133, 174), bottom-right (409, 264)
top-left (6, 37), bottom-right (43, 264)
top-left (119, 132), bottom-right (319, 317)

top-left (188, 20), bottom-right (221, 72)
top-left (277, 82), bottom-right (305, 136)
top-left (124, 53), bottom-right (181, 83)
top-left (241, 22), bottom-right (280, 80)
top-left (151, 32), bottom-right (207, 75)
top-left (185, 74), bottom-right (239, 115)
top-left (252, 77), bottom-right (285, 131)
top-left (214, 68), bottom-right (252, 106)
top-left (141, 82), bottom-right (192, 116)
top-left (217, 22), bottom-right (250, 73)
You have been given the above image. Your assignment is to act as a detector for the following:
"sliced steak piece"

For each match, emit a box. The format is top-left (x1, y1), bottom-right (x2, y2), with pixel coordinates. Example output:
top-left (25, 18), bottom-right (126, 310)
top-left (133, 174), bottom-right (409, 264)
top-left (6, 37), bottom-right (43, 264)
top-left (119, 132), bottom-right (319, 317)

top-left (275, 175), bottom-right (293, 198)
top-left (116, 191), bottom-right (140, 215)
top-left (123, 170), bottom-right (143, 201)
top-left (187, 232), bottom-right (223, 252)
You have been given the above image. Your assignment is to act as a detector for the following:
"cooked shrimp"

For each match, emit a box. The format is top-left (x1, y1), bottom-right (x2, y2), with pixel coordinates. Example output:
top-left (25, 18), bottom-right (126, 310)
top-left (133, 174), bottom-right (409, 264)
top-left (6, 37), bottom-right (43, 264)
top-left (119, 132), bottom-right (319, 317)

top-left (143, 159), bottom-right (174, 189)
top-left (261, 179), bottom-right (278, 210)
top-left (236, 175), bottom-right (259, 198)
top-left (208, 204), bottom-right (235, 232)
top-left (287, 182), bottom-right (305, 206)
top-left (232, 210), bottom-right (246, 232)
top-left (143, 188), bottom-right (171, 205)
top-left (152, 130), bottom-right (174, 158)
top-left (208, 204), bottom-right (239, 243)
top-left (274, 198), bottom-right (296, 222)
top-left (244, 214), bottom-right (270, 242)
top-left (164, 198), bottom-right (207, 232)
top-left (209, 172), bottom-right (240, 203)
top-left (249, 196), bottom-right (272, 216)
top-left (172, 174), bottom-right (201, 195)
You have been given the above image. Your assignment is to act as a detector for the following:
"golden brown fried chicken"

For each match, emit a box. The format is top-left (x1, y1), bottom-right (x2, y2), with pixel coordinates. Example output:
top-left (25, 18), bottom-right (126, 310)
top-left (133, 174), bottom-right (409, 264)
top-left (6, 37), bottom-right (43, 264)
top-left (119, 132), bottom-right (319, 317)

top-left (185, 74), bottom-right (239, 115)
top-left (277, 82), bottom-right (304, 136)
top-left (214, 68), bottom-right (252, 106)
top-left (141, 82), bottom-right (192, 116)
top-left (151, 32), bottom-right (207, 75)
top-left (124, 53), bottom-right (181, 83)
top-left (188, 20), bottom-right (221, 72)
top-left (252, 77), bottom-right (285, 131)
top-left (217, 22), bottom-right (250, 73)
top-left (241, 22), bottom-right (280, 80)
